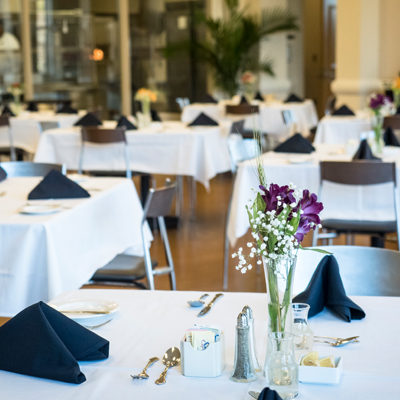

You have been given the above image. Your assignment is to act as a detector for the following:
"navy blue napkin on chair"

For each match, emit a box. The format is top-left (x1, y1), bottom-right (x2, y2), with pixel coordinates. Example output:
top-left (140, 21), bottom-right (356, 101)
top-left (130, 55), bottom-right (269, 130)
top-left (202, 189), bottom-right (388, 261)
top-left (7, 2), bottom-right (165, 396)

top-left (57, 105), bottom-right (78, 114)
top-left (188, 112), bottom-right (219, 126)
top-left (74, 113), bottom-right (102, 126)
top-left (26, 101), bottom-right (38, 112)
top-left (0, 301), bottom-right (109, 384)
top-left (1, 105), bottom-right (15, 117)
top-left (117, 115), bottom-right (137, 130)
top-left (258, 388), bottom-right (283, 400)
top-left (151, 109), bottom-right (162, 122)
top-left (254, 91), bottom-right (264, 101)
top-left (293, 255), bottom-right (366, 322)
top-left (332, 105), bottom-right (355, 116)
top-left (28, 170), bottom-right (90, 200)
top-left (239, 95), bottom-right (249, 104)
top-left (284, 93), bottom-right (303, 103)
top-left (383, 127), bottom-right (400, 146)
top-left (199, 94), bottom-right (218, 104)
top-left (352, 139), bottom-right (381, 160)
top-left (274, 133), bottom-right (315, 154)
top-left (0, 166), bottom-right (6, 182)
top-left (230, 119), bottom-right (245, 134)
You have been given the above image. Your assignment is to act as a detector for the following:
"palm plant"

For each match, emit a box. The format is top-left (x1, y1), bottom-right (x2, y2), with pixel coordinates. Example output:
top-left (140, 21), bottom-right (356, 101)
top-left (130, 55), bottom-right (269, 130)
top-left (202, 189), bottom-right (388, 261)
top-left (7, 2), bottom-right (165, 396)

top-left (165, 0), bottom-right (298, 97)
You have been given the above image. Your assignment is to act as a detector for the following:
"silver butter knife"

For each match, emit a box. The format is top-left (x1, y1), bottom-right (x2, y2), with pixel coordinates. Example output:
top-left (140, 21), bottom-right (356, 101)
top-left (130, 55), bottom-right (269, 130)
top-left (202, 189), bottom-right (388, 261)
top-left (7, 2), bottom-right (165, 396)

top-left (249, 391), bottom-right (260, 399)
top-left (197, 293), bottom-right (224, 317)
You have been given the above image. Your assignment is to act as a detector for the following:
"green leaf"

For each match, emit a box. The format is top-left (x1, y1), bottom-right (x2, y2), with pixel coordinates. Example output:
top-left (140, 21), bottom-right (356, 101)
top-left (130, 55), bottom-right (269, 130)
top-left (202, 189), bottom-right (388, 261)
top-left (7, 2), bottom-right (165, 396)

top-left (255, 192), bottom-right (266, 214)
top-left (299, 245), bottom-right (333, 255)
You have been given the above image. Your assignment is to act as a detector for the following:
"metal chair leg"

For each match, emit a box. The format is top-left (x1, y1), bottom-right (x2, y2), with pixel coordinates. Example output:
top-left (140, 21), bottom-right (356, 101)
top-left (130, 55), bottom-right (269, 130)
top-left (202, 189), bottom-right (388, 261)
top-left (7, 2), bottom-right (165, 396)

top-left (189, 176), bottom-right (197, 220)
top-left (175, 175), bottom-right (184, 217)
top-left (223, 231), bottom-right (229, 291)
top-left (158, 216), bottom-right (176, 290)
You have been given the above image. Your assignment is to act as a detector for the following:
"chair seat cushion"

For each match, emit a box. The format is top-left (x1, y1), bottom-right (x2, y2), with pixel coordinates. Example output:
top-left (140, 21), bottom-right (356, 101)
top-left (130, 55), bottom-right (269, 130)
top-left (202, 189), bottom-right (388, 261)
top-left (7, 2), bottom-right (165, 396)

top-left (91, 255), bottom-right (157, 283)
top-left (322, 219), bottom-right (397, 234)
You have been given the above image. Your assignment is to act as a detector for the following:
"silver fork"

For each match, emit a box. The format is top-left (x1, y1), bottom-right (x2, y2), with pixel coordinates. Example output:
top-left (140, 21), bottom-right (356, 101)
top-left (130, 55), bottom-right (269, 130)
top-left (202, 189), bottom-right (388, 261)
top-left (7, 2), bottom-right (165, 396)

top-left (82, 319), bottom-right (112, 330)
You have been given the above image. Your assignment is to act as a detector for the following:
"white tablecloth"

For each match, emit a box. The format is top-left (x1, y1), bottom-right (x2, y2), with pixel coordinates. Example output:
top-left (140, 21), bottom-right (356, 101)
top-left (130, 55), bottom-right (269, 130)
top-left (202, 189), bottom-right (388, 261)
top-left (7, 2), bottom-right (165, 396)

top-left (0, 177), bottom-right (152, 316)
top-left (16, 111), bottom-right (81, 129)
top-left (0, 288), bottom-right (398, 399)
top-left (34, 122), bottom-right (231, 190)
top-left (227, 144), bottom-right (400, 246)
top-left (181, 103), bottom-right (225, 123)
top-left (314, 113), bottom-right (371, 145)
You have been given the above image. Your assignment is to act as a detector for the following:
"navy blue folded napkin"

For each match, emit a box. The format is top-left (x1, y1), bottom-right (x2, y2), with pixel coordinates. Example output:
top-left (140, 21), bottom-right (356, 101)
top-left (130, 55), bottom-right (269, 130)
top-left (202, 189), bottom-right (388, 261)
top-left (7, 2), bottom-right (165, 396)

top-left (188, 112), bottom-right (218, 126)
top-left (0, 301), bottom-right (109, 384)
top-left (284, 93), bottom-right (303, 103)
top-left (74, 113), bottom-right (102, 126)
top-left (26, 101), bottom-right (38, 112)
top-left (151, 109), bottom-right (162, 122)
top-left (239, 95), bottom-right (249, 104)
top-left (28, 170), bottom-right (90, 200)
top-left (258, 388), bottom-right (283, 400)
top-left (230, 119), bottom-right (245, 134)
top-left (57, 105), bottom-right (78, 114)
top-left (0, 166), bottom-right (6, 182)
top-left (332, 105), bottom-right (355, 116)
top-left (117, 115), bottom-right (137, 130)
top-left (199, 93), bottom-right (218, 104)
top-left (1, 105), bottom-right (15, 117)
top-left (384, 127), bottom-right (400, 146)
top-left (254, 91), bottom-right (264, 101)
top-left (293, 255), bottom-right (366, 322)
top-left (352, 139), bottom-right (380, 160)
top-left (274, 133), bottom-right (315, 154)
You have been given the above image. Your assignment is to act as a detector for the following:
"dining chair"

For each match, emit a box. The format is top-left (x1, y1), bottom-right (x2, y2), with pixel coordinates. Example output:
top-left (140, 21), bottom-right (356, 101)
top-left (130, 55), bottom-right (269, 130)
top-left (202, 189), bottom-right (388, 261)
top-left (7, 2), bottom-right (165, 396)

top-left (223, 135), bottom-right (258, 290)
top-left (39, 121), bottom-right (60, 131)
top-left (324, 95), bottom-right (337, 116)
top-left (312, 161), bottom-right (400, 249)
top-left (90, 180), bottom-right (177, 290)
top-left (78, 126), bottom-right (132, 179)
top-left (383, 115), bottom-right (400, 130)
top-left (0, 116), bottom-right (16, 161)
top-left (295, 245), bottom-right (400, 296)
top-left (9, 119), bottom-right (43, 157)
top-left (0, 161), bottom-right (66, 177)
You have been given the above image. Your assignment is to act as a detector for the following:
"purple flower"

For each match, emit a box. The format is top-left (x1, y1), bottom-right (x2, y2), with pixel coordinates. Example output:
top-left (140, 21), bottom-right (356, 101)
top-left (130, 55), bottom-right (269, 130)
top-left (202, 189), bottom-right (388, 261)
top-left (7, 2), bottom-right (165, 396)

top-left (259, 184), bottom-right (296, 214)
top-left (369, 94), bottom-right (391, 110)
top-left (296, 190), bottom-right (324, 225)
top-left (294, 218), bottom-right (311, 242)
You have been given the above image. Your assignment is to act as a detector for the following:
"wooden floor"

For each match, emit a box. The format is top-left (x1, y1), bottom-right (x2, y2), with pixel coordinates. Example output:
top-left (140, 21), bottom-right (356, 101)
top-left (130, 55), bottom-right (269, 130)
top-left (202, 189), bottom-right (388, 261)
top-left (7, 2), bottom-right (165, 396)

top-left (85, 172), bottom-right (397, 294)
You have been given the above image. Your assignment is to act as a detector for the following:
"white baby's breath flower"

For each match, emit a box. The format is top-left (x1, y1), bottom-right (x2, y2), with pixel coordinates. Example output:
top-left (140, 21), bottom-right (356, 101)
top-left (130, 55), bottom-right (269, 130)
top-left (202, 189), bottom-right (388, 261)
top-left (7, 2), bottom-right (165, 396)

top-left (260, 243), bottom-right (266, 250)
top-left (232, 253), bottom-right (237, 258)
top-left (247, 242), bottom-right (252, 247)
top-left (257, 260), bottom-right (262, 265)
top-left (248, 265), bottom-right (253, 270)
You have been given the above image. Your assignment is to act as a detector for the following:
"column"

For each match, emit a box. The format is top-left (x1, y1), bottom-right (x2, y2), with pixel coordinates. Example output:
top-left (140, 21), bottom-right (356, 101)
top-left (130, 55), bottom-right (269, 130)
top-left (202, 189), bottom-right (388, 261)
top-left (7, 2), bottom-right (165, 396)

top-left (20, 0), bottom-right (33, 100)
top-left (118, 0), bottom-right (131, 116)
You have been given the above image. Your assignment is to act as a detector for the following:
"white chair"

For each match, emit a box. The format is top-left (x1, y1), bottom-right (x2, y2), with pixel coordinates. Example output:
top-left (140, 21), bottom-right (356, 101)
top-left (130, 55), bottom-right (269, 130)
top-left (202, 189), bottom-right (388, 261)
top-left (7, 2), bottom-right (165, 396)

top-left (295, 245), bottom-right (400, 297)
top-left (9, 119), bottom-right (43, 156)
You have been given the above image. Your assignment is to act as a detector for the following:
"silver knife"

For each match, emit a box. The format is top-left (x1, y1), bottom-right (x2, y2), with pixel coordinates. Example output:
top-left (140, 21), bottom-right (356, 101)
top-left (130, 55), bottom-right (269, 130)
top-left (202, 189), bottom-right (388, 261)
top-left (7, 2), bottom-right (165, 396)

top-left (197, 293), bottom-right (224, 317)
top-left (248, 391), bottom-right (260, 399)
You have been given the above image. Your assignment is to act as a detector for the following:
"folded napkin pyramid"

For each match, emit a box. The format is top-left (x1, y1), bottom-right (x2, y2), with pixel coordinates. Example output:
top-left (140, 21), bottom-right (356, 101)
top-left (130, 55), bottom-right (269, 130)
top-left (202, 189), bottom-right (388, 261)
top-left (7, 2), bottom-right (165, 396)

top-left (0, 166), bottom-right (6, 182)
top-left (274, 133), bottom-right (315, 154)
top-left (239, 95), bottom-right (249, 104)
top-left (332, 105), bottom-right (355, 116)
top-left (188, 112), bottom-right (218, 126)
top-left (383, 127), bottom-right (400, 146)
top-left (151, 109), bottom-right (162, 122)
top-left (0, 302), bottom-right (109, 384)
top-left (352, 139), bottom-right (381, 160)
top-left (254, 91), bottom-right (264, 101)
top-left (26, 101), bottom-right (38, 112)
top-left (258, 388), bottom-right (283, 400)
top-left (74, 113), bottom-right (102, 126)
top-left (28, 170), bottom-right (90, 200)
top-left (199, 93), bottom-right (218, 104)
top-left (230, 119), bottom-right (245, 134)
top-left (284, 93), bottom-right (303, 103)
top-left (57, 104), bottom-right (78, 114)
top-left (293, 255), bottom-right (366, 322)
top-left (117, 115), bottom-right (137, 130)
top-left (1, 105), bottom-right (15, 117)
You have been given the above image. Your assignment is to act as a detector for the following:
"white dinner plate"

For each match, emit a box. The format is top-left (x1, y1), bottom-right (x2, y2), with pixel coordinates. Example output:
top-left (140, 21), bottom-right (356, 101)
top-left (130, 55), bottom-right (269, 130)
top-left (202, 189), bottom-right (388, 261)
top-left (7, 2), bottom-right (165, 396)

top-left (20, 204), bottom-right (62, 215)
top-left (48, 299), bottom-right (119, 320)
top-left (287, 157), bottom-right (312, 164)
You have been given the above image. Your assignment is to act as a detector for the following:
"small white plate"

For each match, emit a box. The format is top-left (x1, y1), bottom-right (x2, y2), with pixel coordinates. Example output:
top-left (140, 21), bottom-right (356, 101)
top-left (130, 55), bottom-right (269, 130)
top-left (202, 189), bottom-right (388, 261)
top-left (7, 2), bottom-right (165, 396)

top-left (20, 204), bottom-right (62, 215)
top-left (48, 298), bottom-right (119, 320)
top-left (288, 157), bottom-right (312, 164)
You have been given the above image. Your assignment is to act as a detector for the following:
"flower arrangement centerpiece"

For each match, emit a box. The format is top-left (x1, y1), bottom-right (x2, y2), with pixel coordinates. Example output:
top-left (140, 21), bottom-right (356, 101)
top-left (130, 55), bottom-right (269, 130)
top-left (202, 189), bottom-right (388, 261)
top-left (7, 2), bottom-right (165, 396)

top-left (392, 73), bottom-right (400, 112)
top-left (135, 88), bottom-right (157, 128)
top-left (368, 93), bottom-right (395, 155)
top-left (7, 82), bottom-right (24, 115)
top-left (232, 131), bottom-right (326, 338)
top-left (240, 71), bottom-right (256, 101)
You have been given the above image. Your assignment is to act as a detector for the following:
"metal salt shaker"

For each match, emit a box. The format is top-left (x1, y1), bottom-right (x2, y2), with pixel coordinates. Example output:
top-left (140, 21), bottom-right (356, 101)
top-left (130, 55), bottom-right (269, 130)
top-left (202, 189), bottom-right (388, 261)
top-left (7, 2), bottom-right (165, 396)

top-left (242, 305), bottom-right (261, 372)
top-left (230, 312), bottom-right (257, 383)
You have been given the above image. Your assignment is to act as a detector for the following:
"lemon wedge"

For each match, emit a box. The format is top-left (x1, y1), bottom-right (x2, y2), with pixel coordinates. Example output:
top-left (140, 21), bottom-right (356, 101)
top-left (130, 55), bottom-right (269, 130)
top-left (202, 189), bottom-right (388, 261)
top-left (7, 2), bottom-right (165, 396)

top-left (319, 356), bottom-right (335, 368)
top-left (300, 351), bottom-right (319, 366)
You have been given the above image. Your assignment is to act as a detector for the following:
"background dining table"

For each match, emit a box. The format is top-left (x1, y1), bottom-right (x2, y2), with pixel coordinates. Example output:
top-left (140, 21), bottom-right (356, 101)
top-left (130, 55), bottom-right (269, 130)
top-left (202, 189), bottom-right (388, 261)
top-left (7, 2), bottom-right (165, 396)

top-left (0, 288), bottom-right (397, 399)
top-left (227, 143), bottom-right (400, 246)
top-left (0, 176), bottom-right (152, 316)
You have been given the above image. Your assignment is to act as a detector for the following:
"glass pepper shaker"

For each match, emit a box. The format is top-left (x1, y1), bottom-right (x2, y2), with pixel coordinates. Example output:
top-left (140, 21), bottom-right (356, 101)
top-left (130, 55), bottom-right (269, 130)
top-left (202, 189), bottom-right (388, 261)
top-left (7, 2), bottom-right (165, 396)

top-left (242, 305), bottom-right (261, 372)
top-left (230, 312), bottom-right (257, 383)
top-left (292, 303), bottom-right (314, 360)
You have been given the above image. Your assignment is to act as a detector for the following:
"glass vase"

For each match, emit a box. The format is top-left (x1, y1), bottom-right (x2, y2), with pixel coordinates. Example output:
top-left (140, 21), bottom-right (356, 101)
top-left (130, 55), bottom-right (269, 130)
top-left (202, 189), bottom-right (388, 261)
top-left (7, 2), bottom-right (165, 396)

top-left (292, 303), bottom-right (314, 361)
top-left (371, 114), bottom-right (384, 156)
top-left (137, 99), bottom-right (151, 129)
top-left (265, 332), bottom-right (299, 399)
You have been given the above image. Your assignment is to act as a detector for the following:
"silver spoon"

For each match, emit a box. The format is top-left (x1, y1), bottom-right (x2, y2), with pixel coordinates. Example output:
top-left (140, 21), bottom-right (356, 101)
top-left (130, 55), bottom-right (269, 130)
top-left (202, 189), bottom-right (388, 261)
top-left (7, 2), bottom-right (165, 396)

top-left (155, 347), bottom-right (181, 385)
top-left (187, 294), bottom-right (209, 307)
top-left (249, 391), bottom-right (260, 399)
top-left (131, 357), bottom-right (159, 379)
top-left (314, 336), bottom-right (359, 347)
